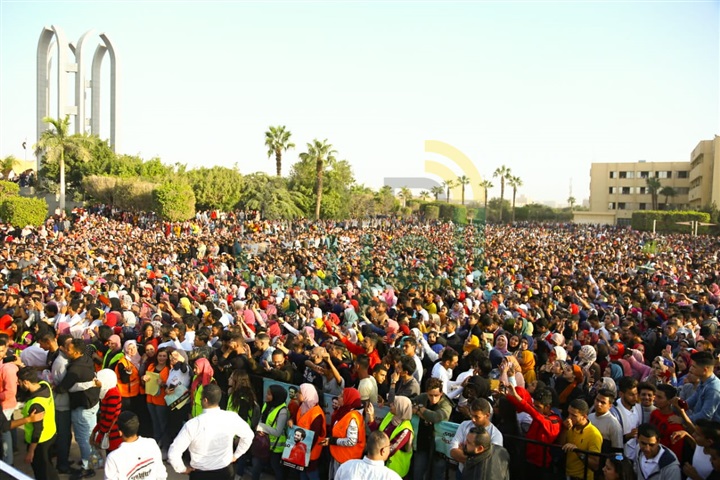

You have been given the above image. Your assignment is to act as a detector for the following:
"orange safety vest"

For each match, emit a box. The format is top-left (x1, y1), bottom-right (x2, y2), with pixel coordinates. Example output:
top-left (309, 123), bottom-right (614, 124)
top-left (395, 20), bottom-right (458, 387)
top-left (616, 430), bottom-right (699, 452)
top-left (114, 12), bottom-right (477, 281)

top-left (115, 358), bottom-right (140, 398)
top-left (146, 364), bottom-right (169, 406)
top-left (329, 410), bottom-right (365, 464)
top-left (297, 405), bottom-right (326, 462)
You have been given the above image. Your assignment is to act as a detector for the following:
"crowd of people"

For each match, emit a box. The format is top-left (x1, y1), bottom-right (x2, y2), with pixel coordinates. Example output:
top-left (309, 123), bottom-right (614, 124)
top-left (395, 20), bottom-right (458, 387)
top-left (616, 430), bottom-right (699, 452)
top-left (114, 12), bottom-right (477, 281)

top-left (0, 207), bottom-right (719, 480)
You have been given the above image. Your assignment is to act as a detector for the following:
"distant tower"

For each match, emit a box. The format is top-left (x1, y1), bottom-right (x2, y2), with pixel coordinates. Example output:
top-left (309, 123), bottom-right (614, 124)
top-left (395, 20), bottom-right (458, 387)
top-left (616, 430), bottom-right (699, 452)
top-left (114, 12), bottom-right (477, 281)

top-left (569, 177), bottom-right (573, 205)
top-left (36, 26), bottom-right (119, 171)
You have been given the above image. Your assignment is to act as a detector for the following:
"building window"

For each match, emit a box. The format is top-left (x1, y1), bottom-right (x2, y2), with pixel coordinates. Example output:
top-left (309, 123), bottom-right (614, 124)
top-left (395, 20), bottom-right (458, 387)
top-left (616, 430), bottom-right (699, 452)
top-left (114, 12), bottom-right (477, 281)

top-left (621, 187), bottom-right (631, 194)
top-left (640, 171), bottom-right (650, 179)
top-left (609, 171), bottom-right (617, 179)
top-left (677, 171), bottom-right (689, 178)
top-left (639, 203), bottom-right (647, 210)
top-left (676, 187), bottom-right (690, 194)
top-left (619, 171), bottom-right (634, 179)
top-left (618, 202), bottom-right (626, 210)
top-left (608, 187), bottom-right (618, 194)
top-left (656, 171), bottom-right (672, 179)
top-left (608, 202), bottom-right (615, 210)
top-left (638, 187), bottom-right (647, 194)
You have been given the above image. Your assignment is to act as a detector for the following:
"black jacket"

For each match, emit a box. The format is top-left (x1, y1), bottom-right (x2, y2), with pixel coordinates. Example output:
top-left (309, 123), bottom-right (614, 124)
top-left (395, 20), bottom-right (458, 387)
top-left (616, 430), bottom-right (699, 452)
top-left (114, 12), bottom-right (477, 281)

top-left (56, 354), bottom-right (100, 409)
top-left (463, 444), bottom-right (511, 480)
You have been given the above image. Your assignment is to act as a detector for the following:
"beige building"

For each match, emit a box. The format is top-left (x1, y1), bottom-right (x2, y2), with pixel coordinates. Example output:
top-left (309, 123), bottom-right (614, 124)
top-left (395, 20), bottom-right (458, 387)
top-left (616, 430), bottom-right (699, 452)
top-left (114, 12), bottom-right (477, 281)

top-left (579, 136), bottom-right (720, 225)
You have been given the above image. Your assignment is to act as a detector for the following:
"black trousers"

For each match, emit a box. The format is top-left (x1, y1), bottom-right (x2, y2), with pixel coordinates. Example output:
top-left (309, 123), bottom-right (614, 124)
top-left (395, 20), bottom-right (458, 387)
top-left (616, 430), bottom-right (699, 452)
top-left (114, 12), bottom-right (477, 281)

top-left (189, 463), bottom-right (233, 480)
top-left (31, 435), bottom-right (60, 480)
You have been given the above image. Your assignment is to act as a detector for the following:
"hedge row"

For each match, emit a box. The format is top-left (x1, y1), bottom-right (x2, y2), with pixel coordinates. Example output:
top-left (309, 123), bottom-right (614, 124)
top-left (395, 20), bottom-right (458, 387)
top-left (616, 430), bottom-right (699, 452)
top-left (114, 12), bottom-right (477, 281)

top-left (418, 202), bottom-right (488, 225)
top-left (631, 211), bottom-right (711, 233)
top-left (0, 196), bottom-right (48, 227)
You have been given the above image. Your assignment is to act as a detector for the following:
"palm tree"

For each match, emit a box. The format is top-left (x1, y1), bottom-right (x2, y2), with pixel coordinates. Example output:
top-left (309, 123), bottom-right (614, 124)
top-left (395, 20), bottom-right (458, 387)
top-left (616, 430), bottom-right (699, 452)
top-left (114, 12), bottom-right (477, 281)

top-left (457, 175), bottom-right (470, 205)
top-left (646, 177), bottom-right (662, 210)
top-left (659, 186), bottom-right (676, 210)
top-left (264, 125), bottom-right (295, 176)
top-left (398, 187), bottom-right (412, 208)
top-left (493, 165), bottom-right (512, 222)
top-left (568, 196), bottom-right (576, 212)
top-left (419, 190), bottom-right (430, 202)
top-left (34, 115), bottom-right (92, 211)
top-left (479, 179), bottom-right (493, 216)
top-left (299, 139), bottom-right (337, 220)
top-left (443, 179), bottom-right (456, 204)
top-left (507, 175), bottom-right (523, 223)
top-left (431, 186), bottom-right (444, 201)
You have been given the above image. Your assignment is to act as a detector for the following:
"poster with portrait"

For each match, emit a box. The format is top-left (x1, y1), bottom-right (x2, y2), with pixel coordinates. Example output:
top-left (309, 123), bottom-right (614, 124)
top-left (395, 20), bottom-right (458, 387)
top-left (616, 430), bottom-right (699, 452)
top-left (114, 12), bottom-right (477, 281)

top-left (282, 426), bottom-right (315, 470)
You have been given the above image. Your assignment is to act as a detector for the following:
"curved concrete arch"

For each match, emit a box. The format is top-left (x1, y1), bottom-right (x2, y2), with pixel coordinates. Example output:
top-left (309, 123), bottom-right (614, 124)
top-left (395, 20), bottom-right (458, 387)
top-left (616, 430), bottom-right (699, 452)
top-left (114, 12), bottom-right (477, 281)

top-left (73, 29), bottom-right (96, 135)
top-left (91, 33), bottom-right (119, 149)
top-left (36, 25), bottom-right (70, 170)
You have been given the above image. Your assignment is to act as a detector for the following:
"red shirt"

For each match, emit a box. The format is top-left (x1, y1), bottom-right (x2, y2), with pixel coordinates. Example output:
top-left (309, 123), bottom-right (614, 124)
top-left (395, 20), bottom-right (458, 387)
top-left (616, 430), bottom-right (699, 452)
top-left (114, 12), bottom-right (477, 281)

top-left (507, 393), bottom-right (562, 467)
top-left (650, 409), bottom-right (685, 460)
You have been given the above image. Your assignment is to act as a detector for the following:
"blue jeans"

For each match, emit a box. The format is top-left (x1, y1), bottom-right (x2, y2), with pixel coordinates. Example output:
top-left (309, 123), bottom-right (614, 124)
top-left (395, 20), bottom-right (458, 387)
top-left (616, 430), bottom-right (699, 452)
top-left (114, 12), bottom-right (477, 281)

top-left (1, 427), bottom-right (12, 465)
top-left (55, 409), bottom-right (72, 470)
top-left (413, 450), bottom-right (446, 480)
top-left (147, 403), bottom-right (169, 448)
top-left (71, 403), bottom-right (99, 465)
top-left (300, 470), bottom-right (319, 480)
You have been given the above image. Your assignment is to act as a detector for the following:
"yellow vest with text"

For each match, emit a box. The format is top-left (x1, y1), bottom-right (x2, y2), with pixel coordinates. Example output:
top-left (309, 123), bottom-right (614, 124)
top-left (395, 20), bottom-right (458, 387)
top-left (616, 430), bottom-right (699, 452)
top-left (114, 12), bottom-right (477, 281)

top-left (378, 413), bottom-right (413, 477)
top-left (22, 381), bottom-right (56, 444)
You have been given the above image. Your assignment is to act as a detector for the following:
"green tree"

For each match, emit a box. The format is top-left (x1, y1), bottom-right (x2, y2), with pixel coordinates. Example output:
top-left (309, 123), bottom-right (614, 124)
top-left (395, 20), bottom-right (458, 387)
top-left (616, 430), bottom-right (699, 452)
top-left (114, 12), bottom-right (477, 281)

top-left (185, 166), bottom-right (244, 211)
top-left (507, 175), bottom-right (523, 223)
top-left (479, 179), bottom-right (493, 217)
top-left (646, 177), bottom-right (662, 210)
top-left (348, 185), bottom-right (376, 218)
top-left (239, 173), bottom-right (304, 219)
top-left (493, 165), bottom-right (511, 222)
top-left (374, 186), bottom-right (399, 215)
top-left (443, 179), bottom-right (456, 204)
top-left (457, 175), bottom-right (470, 205)
top-left (34, 115), bottom-right (93, 210)
top-left (398, 187), bottom-right (412, 208)
top-left (139, 157), bottom-right (174, 179)
top-left (82, 176), bottom-right (119, 205)
top-left (568, 196), bottom-right (576, 212)
top-left (0, 180), bottom-right (20, 198)
top-left (659, 186), bottom-right (676, 210)
top-left (265, 125), bottom-right (296, 177)
top-left (297, 139), bottom-right (338, 220)
top-left (1, 155), bottom-right (19, 173)
top-left (152, 180), bottom-right (196, 221)
top-left (431, 186), bottom-right (444, 201)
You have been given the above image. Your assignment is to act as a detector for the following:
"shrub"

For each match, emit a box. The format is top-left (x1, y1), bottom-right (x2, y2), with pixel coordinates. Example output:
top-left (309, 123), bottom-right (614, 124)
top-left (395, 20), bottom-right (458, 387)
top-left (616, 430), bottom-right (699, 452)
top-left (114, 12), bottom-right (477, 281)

top-left (82, 176), bottom-right (118, 204)
top-left (152, 181), bottom-right (196, 221)
top-left (631, 211), bottom-right (711, 233)
top-left (0, 196), bottom-right (48, 227)
top-left (425, 205), bottom-right (439, 220)
top-left (0, 181), bottom-right (19, 198)
top-left (115, 178), bottom-right (156, 212)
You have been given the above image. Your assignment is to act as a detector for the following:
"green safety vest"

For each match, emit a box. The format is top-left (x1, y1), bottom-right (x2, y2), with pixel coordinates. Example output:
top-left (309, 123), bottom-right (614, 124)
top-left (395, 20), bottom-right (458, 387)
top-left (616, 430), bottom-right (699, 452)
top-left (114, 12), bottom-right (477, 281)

top-left (379, 413), bottom-right (414, 477)
top-left (191, 379), bottom-right (216, 418)
top-left (22, 381), bottom-right (57, 444)
top-left (261, 402), bottom-right (287, 453)
top-left (227, 395), bottom-right (253, 424)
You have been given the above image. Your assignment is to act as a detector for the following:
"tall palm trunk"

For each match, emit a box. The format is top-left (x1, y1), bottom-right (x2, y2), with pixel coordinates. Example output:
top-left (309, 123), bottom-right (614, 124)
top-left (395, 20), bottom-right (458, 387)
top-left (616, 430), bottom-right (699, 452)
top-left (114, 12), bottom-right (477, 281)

top-left (483, 191), bottom-right (489, 220)
top-left (499, 180), bottom-right (505, 222)
top-left (275, 150), bottom-right (282, 177)
top-left (511, 188), bottom-right (517, 223)
top-left (461, 186), bottom-right (466, 205)
top-left (315, 159), bottom-right (323, 220)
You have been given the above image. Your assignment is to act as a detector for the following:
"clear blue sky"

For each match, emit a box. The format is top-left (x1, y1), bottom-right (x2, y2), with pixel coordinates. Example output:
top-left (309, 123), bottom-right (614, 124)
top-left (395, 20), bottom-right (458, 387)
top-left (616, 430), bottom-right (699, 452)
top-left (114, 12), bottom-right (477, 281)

top-left (1, 1), bottom-right (718, 205)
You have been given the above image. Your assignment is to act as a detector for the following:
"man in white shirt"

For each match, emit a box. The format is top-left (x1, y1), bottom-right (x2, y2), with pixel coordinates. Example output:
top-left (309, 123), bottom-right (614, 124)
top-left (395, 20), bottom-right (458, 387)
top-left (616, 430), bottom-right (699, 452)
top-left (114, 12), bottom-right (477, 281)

top-left (335, 430), bottom-right (402, 480)
top-left (449, 398), bottom-right (504, 474)
top-left (634, 423), bottom-right (681, 480)
top-left (168, 384), bottom-right (254, 480)
top-left (611, 377), bottom-right (643, 459)
top-left (431, 349), bottom-right (459, 395)
top-left (104, 411), bottom-right (167, 480)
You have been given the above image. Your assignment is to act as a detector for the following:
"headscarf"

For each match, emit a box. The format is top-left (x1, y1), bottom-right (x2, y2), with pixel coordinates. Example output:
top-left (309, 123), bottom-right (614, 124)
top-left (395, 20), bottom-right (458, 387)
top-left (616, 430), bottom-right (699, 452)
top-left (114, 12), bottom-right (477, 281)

top-left (595, 377), bottom-right (618, 397)
top-left (123, 340), bottom-right (142, 370)
top-left (261, 384), bottom-right (288, 423)
top-left (609, 362), bottom-right (624, 383)
top-left (191, 358), bottom-right (214, 394)
top-left (464, 335), bottom-right (480, 354)
top-left (331, 388), bottom-right (362, 426)
top-left (494, 334), bottom-right (509, 356)
top-left (577, 345), bottom-right (597, 369)
top-left (299, 383), bottom-right (319, 416)
top-left (108, 334), bottom-right (122, 352)
top-left (517, 350), bottom-right (537, 384)
top-left (391, 396), bottom-right (413, 426)
top-left (559, 364), bottom-right (583, 404)
top-left (96, 368), bottom-right (118, 400)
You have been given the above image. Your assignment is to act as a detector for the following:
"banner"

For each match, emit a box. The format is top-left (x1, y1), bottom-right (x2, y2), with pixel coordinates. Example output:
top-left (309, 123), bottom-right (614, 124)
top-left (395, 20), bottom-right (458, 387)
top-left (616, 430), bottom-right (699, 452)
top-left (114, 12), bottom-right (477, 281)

top-left (434, 421), bottom-right (461, 463)
top-left (282, 426), bottom-right (315, 471)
